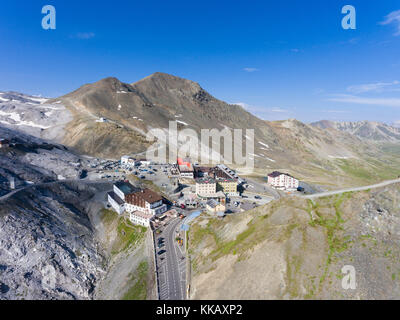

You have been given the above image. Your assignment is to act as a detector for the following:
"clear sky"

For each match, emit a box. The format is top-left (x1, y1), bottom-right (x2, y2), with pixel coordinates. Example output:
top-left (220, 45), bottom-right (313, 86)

top-left (1, 0), bottom-right (400, 124)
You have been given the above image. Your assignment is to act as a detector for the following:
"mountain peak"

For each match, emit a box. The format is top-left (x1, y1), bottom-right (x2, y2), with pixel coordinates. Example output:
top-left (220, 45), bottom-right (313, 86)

top-left (94, 76), bottom-right (123, 87)
top-left (133, 72), bottom-right (201, 90)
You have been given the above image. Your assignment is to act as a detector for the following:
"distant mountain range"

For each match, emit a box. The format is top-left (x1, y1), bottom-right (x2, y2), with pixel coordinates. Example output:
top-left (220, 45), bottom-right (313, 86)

top-left (311, 120), bottom-right (400, 142)
top-left (1, 73), bottom-right (400, 187)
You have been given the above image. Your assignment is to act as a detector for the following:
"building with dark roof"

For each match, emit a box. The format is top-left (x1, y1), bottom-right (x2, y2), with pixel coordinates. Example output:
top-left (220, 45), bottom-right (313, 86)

top-left (107, 191), bottom-right (125, 215)
top-left (206, 199), bottom-right (226, 214)
top-left (267, 171), bottom-right (299, 190)
top-left (125, 188), bottom-right (167, 216)
top-left (114, 181), bottom-right (140, 201)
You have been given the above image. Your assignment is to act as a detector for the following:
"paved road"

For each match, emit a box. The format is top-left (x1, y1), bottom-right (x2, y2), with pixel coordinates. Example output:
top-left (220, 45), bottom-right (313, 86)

top-left (244, 177), bottom-right (281, 199)
top-left (156, 217), bottom-right (186, 300)
top-left (302, 178), bottom-right (400, 200)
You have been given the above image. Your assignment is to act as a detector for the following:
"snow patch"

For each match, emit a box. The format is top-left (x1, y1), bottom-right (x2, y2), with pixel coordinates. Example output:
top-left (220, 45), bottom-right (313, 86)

top-left (0, 110), bottom-right (50, 129)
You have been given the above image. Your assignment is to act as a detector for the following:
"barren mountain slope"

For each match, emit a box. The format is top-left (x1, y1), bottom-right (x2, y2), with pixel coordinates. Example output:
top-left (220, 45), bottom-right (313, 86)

top-left (189, 183), bottom-right (400, 300)
top-left (3, 73), bottom-right (399, 188)
top-left (51, 73), bottom-right (400, 187)
top-left (0, 91), bottom-right (72, 141)
top-left (0, 182), bottom-right (107, 300)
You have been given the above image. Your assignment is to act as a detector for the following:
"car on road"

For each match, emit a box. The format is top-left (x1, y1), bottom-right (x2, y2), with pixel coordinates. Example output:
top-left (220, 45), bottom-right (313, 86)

top-left (255, 195), bottom-right (262, 200)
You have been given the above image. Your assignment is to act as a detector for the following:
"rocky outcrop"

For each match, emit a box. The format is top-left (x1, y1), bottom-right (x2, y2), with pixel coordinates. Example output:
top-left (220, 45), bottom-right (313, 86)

top-left (189, 184), bottom-right (400, 300)
top-left (0, 182), bottom-right (109, 300)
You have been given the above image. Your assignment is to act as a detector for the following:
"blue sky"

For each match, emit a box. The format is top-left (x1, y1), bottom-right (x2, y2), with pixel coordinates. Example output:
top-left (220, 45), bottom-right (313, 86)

top-left (1, 1), bottom-right (400, 124)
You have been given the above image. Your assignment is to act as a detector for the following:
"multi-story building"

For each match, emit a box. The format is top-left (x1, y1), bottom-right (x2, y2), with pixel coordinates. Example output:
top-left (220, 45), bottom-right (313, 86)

top-left (177, 158), bottom-right (194, 179)
top-left (108, 181), bottom-right (139, 215)
top-left (194, 166), bottom-right (213, 178)
top-left (267, 171), bottom-right (299, 190)
top-left (217, 178), bottom-right (239, 196)
top-left (114, 181), bottom-right (139, 201)
top-left (129, 210), bottom-right (154, 227)
top-left (107, 191), bottom-right (125, 215)
top-left (125, 188), bottom-right (168, 216)
top-left (195, 178), bottom-right (217, 196)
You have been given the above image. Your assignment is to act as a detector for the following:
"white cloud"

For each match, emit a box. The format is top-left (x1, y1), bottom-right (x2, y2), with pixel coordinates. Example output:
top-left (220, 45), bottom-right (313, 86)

top-left (347, 81), bottom-right (400, 94)
top-left (243, 68), bottom-right (259, 73)
top-left (327, 94), bottom-right (400, 108)
top-left (380, 10), bottom-right (400, 36)
top-left (72, 32), bottom-right (96, 39)
top-left (290, 48), bottom-right (300, 53)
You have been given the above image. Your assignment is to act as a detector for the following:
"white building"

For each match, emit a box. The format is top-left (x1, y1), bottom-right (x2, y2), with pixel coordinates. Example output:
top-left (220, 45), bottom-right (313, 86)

top-left (108, 191), bottom-right (125, 215)
top-left (121, 155), bottom-right (136, 167)
top-left (267, 171), bottom-right (299, 190)
top-left (138, 159), bottom-right (152, 167)
top-left (107, 182), bottom-right (167, 226)
top-left (129, 211), bottom-right (154, 227)
top-left (114, 181), bottom-right (139, 201)
top-left (107, 181), bottom-right (139, 215)
top-left (195, 178), bottom-right (217, 196)
top-left (125, 188), bottom-right (168, 217)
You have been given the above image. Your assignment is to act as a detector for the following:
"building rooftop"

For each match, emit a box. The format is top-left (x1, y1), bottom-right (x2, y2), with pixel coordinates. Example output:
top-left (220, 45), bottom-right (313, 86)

top-left (131, 188), bottom-right (163, 204)
top-left (179, 164), bottom-right (194, 173)
top-left (196, 177), bottom-right (216, 184)
top-left (268, 171), bottom-right (295, 178)
top-left (206, 199), bottom-right (219, 208)
top-left (108, 191), bottom-right (124, 205)
top-left (115, 181), bottom-right (140, 195)
top-left (131, 211), bottom-right (154, 220)
top-left (199, 191), bottom-right (226, 199)
top-left (216, 178), bottom-right (236, 183)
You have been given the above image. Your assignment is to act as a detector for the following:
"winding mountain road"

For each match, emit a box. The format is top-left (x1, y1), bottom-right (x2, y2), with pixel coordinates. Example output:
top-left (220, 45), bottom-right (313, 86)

top-left (302, 178), bottom-right (400, 200)
top-left (156, 217), bottom-right (186, 300)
